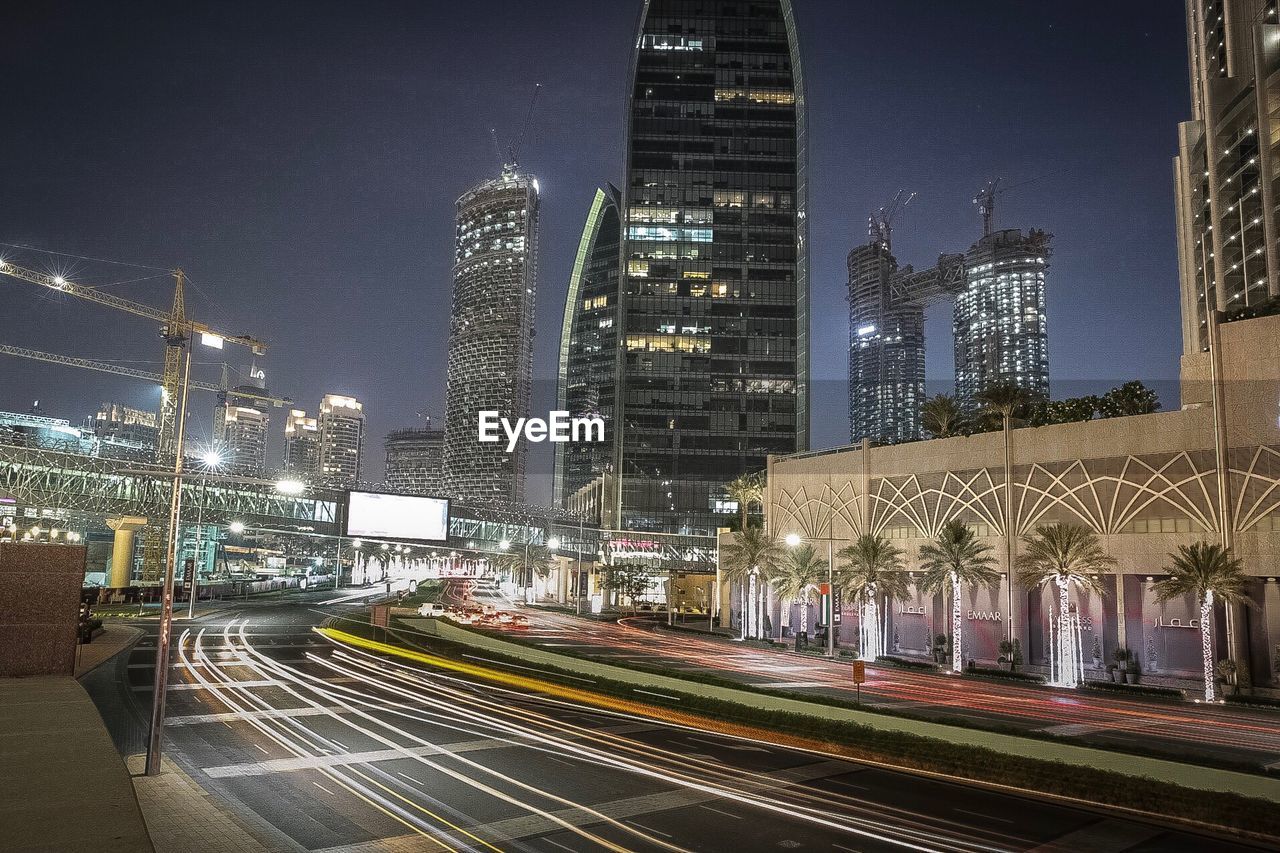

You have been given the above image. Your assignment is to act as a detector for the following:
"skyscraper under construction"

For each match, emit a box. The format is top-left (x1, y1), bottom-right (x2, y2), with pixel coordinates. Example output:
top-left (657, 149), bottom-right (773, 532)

top-left (443, 167), bottom-right (540, 503)
top-left (1173, 0), bottom-right (1280, 358)
top-left (602, 0), bottom-right (808, 534)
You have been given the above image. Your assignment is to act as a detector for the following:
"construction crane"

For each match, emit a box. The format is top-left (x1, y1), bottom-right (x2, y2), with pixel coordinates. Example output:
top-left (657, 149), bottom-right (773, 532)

top-left (0, 259), bottom-right (266, 457)
top-left (973, 171), bottom-right (1066, 238)
top-left (0, 258), bottom-right (269, 581)
top-left (491, 83), bottom-right (542, 174)
top-left (0, 344), bottom-right (291, 408)
top-left (868, 190), bottom-right (916, 252)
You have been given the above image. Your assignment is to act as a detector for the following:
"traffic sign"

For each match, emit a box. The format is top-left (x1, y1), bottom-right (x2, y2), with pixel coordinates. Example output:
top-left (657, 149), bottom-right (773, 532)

top-left (851, 660), bottom-right (866, 684)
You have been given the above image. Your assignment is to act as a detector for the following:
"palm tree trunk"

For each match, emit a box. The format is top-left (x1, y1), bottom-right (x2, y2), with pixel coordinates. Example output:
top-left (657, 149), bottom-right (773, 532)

top-left (1201, 591), bottom-right (1216, 702)
top-left (951, 572), bottom-right (962, 674)
top-left (1003, 413), bottom-right (1015, 649)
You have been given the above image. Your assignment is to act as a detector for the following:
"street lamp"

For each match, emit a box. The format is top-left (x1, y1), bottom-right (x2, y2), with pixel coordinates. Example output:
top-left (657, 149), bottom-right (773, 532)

top-left (228, 520), bottom-right (246, 535)
top-left (187, 449), bottom-right (224, 619)
top-left (274, 478), bottom-right (306, 496)
top-left (784, 533), bottom-right (801, 547)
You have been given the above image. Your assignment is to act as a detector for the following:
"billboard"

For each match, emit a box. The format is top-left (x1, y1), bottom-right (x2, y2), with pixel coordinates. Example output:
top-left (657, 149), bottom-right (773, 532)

top-left (343, 491), bottom-right (449, 542)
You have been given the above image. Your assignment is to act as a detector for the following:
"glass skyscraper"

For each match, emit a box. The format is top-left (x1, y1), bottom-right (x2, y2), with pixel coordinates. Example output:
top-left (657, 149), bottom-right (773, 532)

top-left (555, 186), bottom-right (622, 508)
top-left (609, 0), bottom-right (808, 534)
top-left (443, 168), bottom-right (540, 503)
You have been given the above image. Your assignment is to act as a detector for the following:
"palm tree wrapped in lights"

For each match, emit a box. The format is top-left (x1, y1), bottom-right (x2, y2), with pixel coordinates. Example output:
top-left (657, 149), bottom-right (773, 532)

top-left (719, 526), bottom-right (784, 639)
top-left (837, 534), bottom-right (909, 661)
top-left (918, 520), bottom-right (1000, 674)
top-left (772, 542), bottom-right (826, 638)
top-left (1015, 523), bottom-right (1115, 688)
top-left (1152, 542), bottom-right (1251, 702)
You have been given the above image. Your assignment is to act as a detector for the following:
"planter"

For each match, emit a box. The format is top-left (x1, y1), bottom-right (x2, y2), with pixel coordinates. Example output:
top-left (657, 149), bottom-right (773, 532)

top-left (1126, 669), bottom-right (1140, 685)
top-left (1118, 671), bottom-right (1129, 684)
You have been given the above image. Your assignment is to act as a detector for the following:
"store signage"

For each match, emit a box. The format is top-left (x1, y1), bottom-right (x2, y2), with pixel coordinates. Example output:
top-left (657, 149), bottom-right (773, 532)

top-left (967, 610), bottom-right (1002, 622)
top-left (898, 605), bottom-right (927, 616)
top-left (1154, 616), bottom-right (1200, 629)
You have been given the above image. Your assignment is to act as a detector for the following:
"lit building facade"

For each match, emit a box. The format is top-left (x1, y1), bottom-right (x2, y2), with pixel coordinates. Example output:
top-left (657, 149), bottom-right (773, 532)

top-left (317, 394), bottom-right (365, 486)
top-left (953, 229), bottom-right (1051, 408)
top-left (614, 0), bottom-right (808, 534)
top-left (443, 168), bottom-right (540, 503)
top-left (385, 423), bottom-right (444, 495)
top-left (215, 385), bottom-right (270, 473)
top-left (554, 186), bottom-right (622, 507)
top-left (283, 409), bottom-right (319, 475)
top-left (91, 402), bottom-right (158, 450)
top-left (1173, 0), bottom-right (1280, 357)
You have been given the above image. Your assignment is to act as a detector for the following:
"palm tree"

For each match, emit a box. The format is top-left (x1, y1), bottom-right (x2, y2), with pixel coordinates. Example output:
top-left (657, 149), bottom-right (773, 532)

top-left (725, 471), bottom-right (766, 531)
top-left (837, 534), bottom-right (910, 660)
top-left (918, 520), bottom-right (1000, 673)
top-left (772, 543), bottom-right (827, 638)
top-left (922, 394), bottom-right (967, 439)
top-left (1015, 523), bottom-right (1116, 687)
top-left (1152, 542), bottom-right (1251, 701)
top-left (719, 526), bottom-right (784, 639)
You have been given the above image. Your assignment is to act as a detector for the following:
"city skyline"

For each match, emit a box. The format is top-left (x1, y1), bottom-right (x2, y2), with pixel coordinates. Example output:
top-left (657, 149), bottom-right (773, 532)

top-left (1, 2), bottom-right (1190, 502)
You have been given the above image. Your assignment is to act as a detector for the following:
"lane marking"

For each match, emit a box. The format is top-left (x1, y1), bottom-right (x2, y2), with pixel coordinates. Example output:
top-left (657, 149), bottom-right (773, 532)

top-left (397, 772), bottom-right (423, 785)
top-left (952, 808), bottom-right (1012, 825)
top-left (697, 804), bottom-right (741, 820)
top-left (313, 781), bottom-right (337, 795)
top-left (624, 820), bottom-right (672, 839)
top-left (254, 744), bottom-right (270, 755)
top-left (632, 689), bottom-right (679, 701)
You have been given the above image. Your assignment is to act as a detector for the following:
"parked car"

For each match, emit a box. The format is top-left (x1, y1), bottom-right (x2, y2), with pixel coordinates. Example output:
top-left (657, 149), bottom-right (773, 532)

top-left (417, 603), bottom-right (446, 617)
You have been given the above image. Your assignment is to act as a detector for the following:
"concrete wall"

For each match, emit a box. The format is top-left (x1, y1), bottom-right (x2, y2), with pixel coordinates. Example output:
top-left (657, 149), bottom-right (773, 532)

top-left (0, 544), bottom-right (87, 677)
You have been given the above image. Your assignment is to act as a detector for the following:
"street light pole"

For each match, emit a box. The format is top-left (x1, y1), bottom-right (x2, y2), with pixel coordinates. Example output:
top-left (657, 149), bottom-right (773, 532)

top-left (146, 343), bottom-right (192, 777)
top-left (186, 474), bottom-right (207, 621)
top-left (827, 537), bottom-right (835, 658)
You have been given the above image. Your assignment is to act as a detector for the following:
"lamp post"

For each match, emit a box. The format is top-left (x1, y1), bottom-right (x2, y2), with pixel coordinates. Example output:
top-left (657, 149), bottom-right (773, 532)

top-left (187, 450), bottom-right (224, 620)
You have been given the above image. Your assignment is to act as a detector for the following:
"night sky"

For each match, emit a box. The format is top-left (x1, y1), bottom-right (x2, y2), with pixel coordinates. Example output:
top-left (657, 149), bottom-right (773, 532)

top-left (1, 1), bottom-right (1189, 503)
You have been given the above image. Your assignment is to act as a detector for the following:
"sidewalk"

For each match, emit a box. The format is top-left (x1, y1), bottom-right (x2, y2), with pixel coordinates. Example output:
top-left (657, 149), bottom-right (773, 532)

top-left (0, 676), bottom-right (154, 853)
top-left (395, 618), bottom-right (1280, 805)
top-left (76, 624), bottom-right (145, 677)
top-left (126, 755), bottom-right (297, 853)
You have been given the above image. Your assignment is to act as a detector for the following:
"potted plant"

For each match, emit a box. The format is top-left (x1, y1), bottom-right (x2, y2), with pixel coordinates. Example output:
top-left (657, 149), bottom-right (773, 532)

top-left (1112, 648), bottom-right (1130, 683)
top-left (1217, 659), bottom-right (1238, 696)
top-left (997, 639), bottom-right (1022, 672)
top-left (1105, 662), bottom-right (1118, 683)
top-left (1126, 654), bottom-right (1141, 685)
top-left (933, 633), bottom-right (950, 664)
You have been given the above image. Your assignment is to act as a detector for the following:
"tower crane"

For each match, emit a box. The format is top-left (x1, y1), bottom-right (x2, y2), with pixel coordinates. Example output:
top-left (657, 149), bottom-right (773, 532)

top-left (491, 83), bottom-right (542, 174)
top-left (973, 171), bottom-right (1067, 238)
top-left (868, 190), bottom-right (916, 252)
top-left (0, 259), bottom-right (267, 457)
top-left (0, 258), bottom-right (270, 581)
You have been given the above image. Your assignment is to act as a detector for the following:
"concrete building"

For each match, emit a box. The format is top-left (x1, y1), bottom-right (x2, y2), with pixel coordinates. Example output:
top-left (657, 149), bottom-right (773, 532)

top-left (385, 423), bottom-right (444, 495)
top-left (762, 311), bottom-right (1280, 688)
top-left (215, 385), bottom-right (270, 474)
top-left (605, 0), bottom-right (808, 534)
top-left (443, 167), bottom-right (540, 503)
top-left (283, 409), bottom-right (319, 475)
top-left (1173, 0), bottom-right (1280, 356)
top-left (317, 394), bottom-right (365, 486)
top-left (554, 186), bottom-right (622, 507)
top-left (954, 229), bottom-right (1052, 408)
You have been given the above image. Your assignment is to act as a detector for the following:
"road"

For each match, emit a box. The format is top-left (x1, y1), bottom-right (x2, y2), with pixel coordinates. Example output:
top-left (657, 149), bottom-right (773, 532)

top-left (464, 591), bottom-right (1280, 772)
top-left (82, 593), bottom-right (1264, 852)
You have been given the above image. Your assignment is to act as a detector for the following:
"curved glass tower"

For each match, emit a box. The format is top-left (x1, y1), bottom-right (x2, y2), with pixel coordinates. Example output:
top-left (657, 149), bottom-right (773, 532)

top-left (554, 186), bottom-right (622, 508)
top-left (615, 0), bottom-right (808, 534)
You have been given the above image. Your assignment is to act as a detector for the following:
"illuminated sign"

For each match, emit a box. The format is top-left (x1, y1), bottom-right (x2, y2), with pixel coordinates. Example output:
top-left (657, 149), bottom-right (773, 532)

top-left (344, 491), bottom-right (449, 542)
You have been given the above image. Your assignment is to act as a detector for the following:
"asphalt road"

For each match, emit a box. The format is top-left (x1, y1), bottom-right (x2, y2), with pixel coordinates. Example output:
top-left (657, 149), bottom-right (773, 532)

top-left (82, 593), bottom-right (1267, 852)
top-left (465, 591), bottom-right (1280, 772)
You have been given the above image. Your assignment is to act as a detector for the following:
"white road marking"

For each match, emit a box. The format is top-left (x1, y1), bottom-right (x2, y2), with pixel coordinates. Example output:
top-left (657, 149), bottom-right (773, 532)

top-left (624, 820), bottom-right (672, 839)
top-left (397, 772), bottom-right (423, 785)
top-left (254, 744), bottom-right (270, 755)
top-left (952, 808), bottom-right (1013, 824)
top-left (313, 781), bottom-right (337, 795)
top-left (697, 804), bottom-right (741, 820)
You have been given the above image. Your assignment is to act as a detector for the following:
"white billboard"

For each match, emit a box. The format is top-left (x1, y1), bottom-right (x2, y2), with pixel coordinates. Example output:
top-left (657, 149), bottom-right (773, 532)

top-left (344, 491), bottom-right (449, 542)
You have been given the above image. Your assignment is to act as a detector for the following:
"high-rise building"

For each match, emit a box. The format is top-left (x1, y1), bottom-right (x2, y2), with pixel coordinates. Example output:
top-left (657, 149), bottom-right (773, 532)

top-left (215, 385), bottom-right (270, 473)
top-left (554, 186), bottom-right (622, 507)
top-left (91, 402), bottom-right (158, 449)
top-left (609, 0), bottom-right (808, 534)
top-left (283, 409), bottom-right (319, 475)
top-left (847, 241), bottom-right (964, 443)
top-left (385, 421), bottom-right (445, 494)
top-left (317, 394), bottom-right (365, 486)
top-left (953, 229), bottom-right (1051, 407)
top-left (443, 167), bottom-right (540, 503)
top-left (1173, 0), bottom-right (1280, 358)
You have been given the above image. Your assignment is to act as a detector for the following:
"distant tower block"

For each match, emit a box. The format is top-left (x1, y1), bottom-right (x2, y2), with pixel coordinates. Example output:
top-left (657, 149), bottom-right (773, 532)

top-left (954, 229), bottom-right (1052, 407)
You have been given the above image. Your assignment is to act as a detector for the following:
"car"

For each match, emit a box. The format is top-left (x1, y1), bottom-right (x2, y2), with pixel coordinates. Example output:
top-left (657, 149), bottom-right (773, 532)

top-left (417, 603), bottom-right (446, 617)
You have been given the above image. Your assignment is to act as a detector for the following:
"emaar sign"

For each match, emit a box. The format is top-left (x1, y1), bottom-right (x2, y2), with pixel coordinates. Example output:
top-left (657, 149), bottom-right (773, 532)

top-left (478, 410), bottom-right (605, 452)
